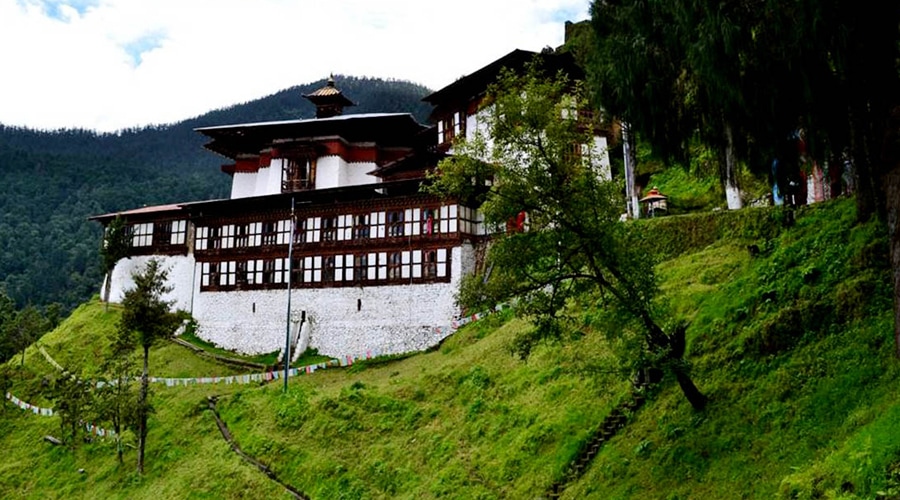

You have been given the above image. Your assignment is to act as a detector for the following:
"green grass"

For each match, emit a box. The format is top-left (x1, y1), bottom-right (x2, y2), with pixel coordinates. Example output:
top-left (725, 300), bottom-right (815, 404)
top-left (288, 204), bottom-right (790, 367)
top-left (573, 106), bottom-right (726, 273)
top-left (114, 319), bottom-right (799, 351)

top-left (2, 197), bottom-right (897, 499)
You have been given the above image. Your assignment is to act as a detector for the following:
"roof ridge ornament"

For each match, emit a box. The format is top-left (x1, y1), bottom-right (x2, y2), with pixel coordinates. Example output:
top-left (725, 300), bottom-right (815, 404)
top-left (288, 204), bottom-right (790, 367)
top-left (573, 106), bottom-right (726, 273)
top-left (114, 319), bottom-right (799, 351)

top-left (303, 75), bottom-right (355, 119)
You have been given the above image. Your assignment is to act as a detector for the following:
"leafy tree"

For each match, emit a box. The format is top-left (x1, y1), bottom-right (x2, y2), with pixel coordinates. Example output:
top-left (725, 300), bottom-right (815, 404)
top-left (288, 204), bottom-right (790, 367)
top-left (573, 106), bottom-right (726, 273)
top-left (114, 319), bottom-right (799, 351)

top-left (429, 63), bottom-right (708, 410)
top-left (4, 305), bottom-right (45, 366)
top-left (100, 216), bottom-right (131, 307)
top-left (96, 322), bottom-right (138, 464)
top-left (50, 373), bottom-right (93, 449)
top-left (118, 259), bottom-right (179, 473)
top-left (587, 0), bottom-right (900, 355)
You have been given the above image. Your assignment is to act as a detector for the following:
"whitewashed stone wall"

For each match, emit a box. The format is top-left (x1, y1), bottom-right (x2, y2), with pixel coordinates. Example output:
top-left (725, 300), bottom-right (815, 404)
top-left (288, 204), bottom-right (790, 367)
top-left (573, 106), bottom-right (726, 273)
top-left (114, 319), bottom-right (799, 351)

top-left (315, 156), bottom-right (342, 190)
top-left (341, 162), bottom-right (377, 187)
top-left (315, 156), bottom-right (378, 190)
top-left (231, 171), bottom-right (257, 199)
top-left (107, 254), bottom-right (196, 313)
top-left (190, 244), bottom-right (473, 357)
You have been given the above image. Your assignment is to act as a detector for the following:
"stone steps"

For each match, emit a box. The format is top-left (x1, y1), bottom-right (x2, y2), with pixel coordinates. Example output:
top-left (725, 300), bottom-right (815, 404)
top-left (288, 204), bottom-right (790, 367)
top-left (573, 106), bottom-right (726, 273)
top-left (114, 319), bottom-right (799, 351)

top-left (543, 382), bottom-right (653, 498)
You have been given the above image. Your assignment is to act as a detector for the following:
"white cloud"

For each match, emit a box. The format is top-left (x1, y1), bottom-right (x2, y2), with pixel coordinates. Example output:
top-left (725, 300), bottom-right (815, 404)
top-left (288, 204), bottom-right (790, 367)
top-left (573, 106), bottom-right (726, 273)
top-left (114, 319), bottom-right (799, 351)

top-left (0, 0), bottom-right (588, 131)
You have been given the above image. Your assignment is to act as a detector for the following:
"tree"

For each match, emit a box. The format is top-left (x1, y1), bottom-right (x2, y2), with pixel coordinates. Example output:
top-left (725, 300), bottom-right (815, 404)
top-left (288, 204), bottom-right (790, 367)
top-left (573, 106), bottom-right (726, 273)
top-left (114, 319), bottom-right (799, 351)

top-left (50, 373), bottom-right (93, 449)
top-left (96, 322), bottom-right (138, 464)
top-left (4, 305), bottom-right (45, 366)
top-left (100, 216), bottom-right (131, 307)
top-left (118, 259), bottom-right (179, 473)
top-left (429, 63), bottom-right (708, 410)
top-left (587, 0), bottom-right (900, 354)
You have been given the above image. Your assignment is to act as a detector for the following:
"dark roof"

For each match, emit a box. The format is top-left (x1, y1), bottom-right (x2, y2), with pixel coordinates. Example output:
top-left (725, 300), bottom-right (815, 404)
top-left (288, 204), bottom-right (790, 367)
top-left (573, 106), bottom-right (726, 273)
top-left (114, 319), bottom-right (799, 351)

top-left (90, 179), bottom-right (437, 224)
top-left (195, 113), bottom-right (427, 159)
top-left (89, 203), bottom-right (190, 223)
top-left (180, 179), bottom-right (431, 218)
top-left (422, 49), bottom-right (583, 110)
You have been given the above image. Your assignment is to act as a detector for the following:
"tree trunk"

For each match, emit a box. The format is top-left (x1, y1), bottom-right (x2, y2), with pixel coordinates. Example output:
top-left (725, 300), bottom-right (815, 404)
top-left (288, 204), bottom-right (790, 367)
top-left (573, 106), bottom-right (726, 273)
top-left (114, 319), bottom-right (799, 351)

top-left (672, 364), bottom-right (708, 411)
top-left (881, 106), bottom-right (900, 358)
top-left (104, 273), bottom-right (111, 312)
top-left (724, 121), bottom-right (743, 210)
top-left (622, 122), bottom-right (640, 219)
top-left (137, 345), bottom-right (149, 474)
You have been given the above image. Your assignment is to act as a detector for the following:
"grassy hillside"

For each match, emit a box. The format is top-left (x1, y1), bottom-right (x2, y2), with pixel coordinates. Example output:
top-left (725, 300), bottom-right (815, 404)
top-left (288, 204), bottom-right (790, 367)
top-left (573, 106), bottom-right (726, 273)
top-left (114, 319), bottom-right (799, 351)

top-left (1, 198), bottom-right (896, 499)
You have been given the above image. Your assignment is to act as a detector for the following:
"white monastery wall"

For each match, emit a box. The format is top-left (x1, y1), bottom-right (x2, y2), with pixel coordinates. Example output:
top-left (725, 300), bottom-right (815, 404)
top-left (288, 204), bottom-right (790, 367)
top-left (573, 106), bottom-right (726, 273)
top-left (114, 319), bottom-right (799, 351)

top-left (191, 244), bottom-right (473, 357)
top-left (255, 163), bottom-right (280, 197)
top-left (315, 156), bottom-right (342, 190)
top-left (341, 162), bottom-right (378, 187)
top-left (231, 172), bottom-right (257, 199)
top-left (108, 254), bottom-right (196, 313)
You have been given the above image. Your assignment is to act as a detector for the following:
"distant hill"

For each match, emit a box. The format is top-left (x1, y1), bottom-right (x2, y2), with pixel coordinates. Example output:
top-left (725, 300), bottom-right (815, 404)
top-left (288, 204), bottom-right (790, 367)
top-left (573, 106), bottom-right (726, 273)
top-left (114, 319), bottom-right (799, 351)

top-left (0, 76), bottom-right (434, 310)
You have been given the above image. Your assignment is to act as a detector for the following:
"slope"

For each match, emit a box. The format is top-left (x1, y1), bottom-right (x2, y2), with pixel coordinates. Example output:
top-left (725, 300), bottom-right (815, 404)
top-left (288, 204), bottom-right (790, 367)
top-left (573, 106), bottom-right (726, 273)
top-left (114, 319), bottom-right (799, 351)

top-left (1, 197), bottom-right (896, 499)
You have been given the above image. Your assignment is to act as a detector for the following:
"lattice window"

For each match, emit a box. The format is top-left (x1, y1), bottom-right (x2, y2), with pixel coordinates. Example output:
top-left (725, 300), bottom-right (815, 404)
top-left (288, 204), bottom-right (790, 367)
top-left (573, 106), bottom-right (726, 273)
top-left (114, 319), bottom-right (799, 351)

top-left (219, 261), bottom-right (236, 286)
top-left (387, 210), bottom-right (404, 237)
top-left (400, 250), bottom-right (423, 279)
top-left (388, 251), bottom-right (402, 279)
top-left (371, 212), bottom-right (386, 238)
top-left (353, 213), bottom-right (370, 239)
top-left (321, 216), bottom-right (338, 242)
top-left (196, 226), bottom-right (209, 250)
top-left (367, 252), bottom-right (387, 280)
top-left (276, 220), bottom-right (291, 245)
top-left (303, 217), bottom-right (321, 243)
top-left (301, 256), bottom-right (323, 283)
top-left (220, 224), bottom-right (235, 249)
top-left (200, 262), bottom-right (215, 288)
top-left (353, 254), bottom-right (368, 282)
top-left (336, 215), bottom-right (353, 241)
top-left (437, 110), bottom-right (466, 145)
top-left (170, 220), bottom-right (187, 245)
top-left (262, 221), bottom-right (278, 245)
top-left (240, 259), bottom-right (264, 285)
top-left (282, 157), bottom-right (316, 192)
top-left (131, 223), bottom-right (153, 247)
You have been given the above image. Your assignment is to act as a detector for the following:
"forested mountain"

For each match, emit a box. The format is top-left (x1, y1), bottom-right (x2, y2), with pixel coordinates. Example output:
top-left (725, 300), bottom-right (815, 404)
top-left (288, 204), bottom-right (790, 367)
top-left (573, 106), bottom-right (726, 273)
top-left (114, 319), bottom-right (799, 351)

top-left (0, 76), bottom-right (434, 310)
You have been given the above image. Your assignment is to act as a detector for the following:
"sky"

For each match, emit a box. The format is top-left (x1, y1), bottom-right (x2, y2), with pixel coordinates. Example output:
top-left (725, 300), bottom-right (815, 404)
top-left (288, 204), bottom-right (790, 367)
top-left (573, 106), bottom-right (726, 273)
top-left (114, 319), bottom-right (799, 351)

top-left (0, 0), bottom-right (589, 132)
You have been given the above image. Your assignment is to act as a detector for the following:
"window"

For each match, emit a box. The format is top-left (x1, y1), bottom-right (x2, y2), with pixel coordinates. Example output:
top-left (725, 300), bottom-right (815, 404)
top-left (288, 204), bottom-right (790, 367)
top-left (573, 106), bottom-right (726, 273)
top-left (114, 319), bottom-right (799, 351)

top-left (240, 259), bottom-right (264, 285)
top-left (368, 252), bottom-right (387, 280)
top-left (220, 225), bottom-right (235, 249)
top-left (336, 215), bottom-right (353, 241)
top-left (131, 223), bottom-right (153, 247)
top-left (302, 256), bottom-right (323, 283)
top-left (323, 255), bottom-right (335, 282)
top-left (353, 254), bottom-right (367, 282)
top-left (422, 209), bottom-right (436, 235)
top-left (262, 221), bottom-right (278, 245)
top-left (282, 157), bottom-right (316, 192)
top-left (235, 224), bottom-right (249, 248)
top-left (459, 206), bottom-right (481, 235)
top-left (201, 262), bottom-right (215, 288)
top-left (170, 220), bottom-right (187, 245)
top-left (353, 214), bottom-right (370, 239)
top-left (276, 220), bottom-right (291, 245)
top-left (424, 250), bottom-right (438, 278)
top-left (399, 250), bottom-right (423, 279)
top-left (387, 211), bottom-right (404, 237)
top-left (388, 252), bottom-right (402, 279)
top-left (424, 248), bottom-right (450, 279)
top-left (438, 110), bottom-right (466, 145)
top-left (219, 261), bottom-right (236, 286)
top-left (321, 216), bottom-right (338, 241)
top-left (371, 212), bottom-right (386, 238)
top-left (303, 217), bottom-right (321, 243)
top-left (196, 226), bottom-right (209, 250)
